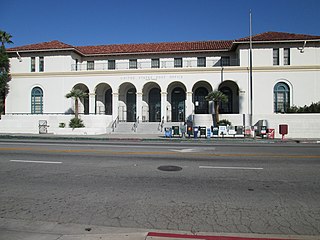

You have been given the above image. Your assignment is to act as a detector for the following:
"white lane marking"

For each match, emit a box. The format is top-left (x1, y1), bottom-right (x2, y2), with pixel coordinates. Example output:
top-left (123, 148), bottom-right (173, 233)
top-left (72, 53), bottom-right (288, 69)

top-left (199, 166), bottom-right (263, 170)
top-left (10, 160), bottom-right (62, 164)
top-left (171, 149), bottom-right (196, 153)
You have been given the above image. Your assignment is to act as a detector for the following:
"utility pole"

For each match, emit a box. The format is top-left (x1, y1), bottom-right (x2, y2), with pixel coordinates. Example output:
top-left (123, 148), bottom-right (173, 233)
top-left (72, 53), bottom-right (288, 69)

top-left (249, 10), bottom-right (253, 127)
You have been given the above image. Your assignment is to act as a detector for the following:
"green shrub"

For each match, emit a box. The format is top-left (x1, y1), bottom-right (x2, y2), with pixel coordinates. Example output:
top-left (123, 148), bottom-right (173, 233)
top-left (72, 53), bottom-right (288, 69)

top-left (287, 101), bottom-right (320, 113)
top-left (59, 122), bottom-right (66, 128)
top-left (69, 117), bottom-right (85, 128)
top-left (217, 119), bottom-right (231, 126)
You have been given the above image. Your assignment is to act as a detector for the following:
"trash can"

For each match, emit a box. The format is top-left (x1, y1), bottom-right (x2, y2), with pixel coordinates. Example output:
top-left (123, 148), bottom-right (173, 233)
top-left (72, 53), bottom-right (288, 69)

top-left (211, 127), bottom-right (219, 136)
top-left (199, 126), bottom-right (206, 138)
top-left (164, 127), bottom-right (172, 138)
top-left (193, 126), bottom-right (199, 139)
top-left (206, 128), bottom-right (211, 139)
top-left (172, 126), bottom-right (180, 137)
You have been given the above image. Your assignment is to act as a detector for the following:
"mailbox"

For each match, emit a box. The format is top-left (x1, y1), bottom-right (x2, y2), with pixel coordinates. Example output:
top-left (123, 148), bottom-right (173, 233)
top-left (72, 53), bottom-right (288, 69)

top-left (279, 124), bottom-right (288, 140)
top-left (279, 124), bottom-right (288, 135)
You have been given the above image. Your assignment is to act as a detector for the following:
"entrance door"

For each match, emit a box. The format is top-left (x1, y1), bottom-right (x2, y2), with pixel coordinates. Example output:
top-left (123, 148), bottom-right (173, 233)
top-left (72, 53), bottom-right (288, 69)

top-left (126, 88), bottom-right (136, 122)
top-left (194, 87), bottom-right (209, 114)
top-left (149, 88), bottom-right (161, 122)
top-left (171, 87), bottom-right (185, 122)
top-left (105, 89), bottom-right (112, 115)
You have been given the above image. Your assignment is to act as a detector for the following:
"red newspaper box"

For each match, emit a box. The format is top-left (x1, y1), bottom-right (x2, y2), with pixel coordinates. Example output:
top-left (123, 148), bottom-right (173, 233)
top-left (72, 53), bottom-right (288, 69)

top-left (279, 124), bottom-right (288, 140)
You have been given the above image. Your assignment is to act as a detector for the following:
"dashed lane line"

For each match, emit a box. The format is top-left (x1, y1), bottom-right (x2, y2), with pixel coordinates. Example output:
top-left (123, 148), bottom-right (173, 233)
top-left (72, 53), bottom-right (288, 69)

top-left (10, 160), bottom-right (62, 164)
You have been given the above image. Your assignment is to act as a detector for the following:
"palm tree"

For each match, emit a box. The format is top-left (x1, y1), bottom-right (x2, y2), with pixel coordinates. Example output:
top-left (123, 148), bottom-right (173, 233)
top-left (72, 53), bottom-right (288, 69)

top-left (205, 90), bottom-right (228, 126)
top-left (0, 31), bottom-right (13, 47)
top-left (65, 89), bottom-right (87, 119)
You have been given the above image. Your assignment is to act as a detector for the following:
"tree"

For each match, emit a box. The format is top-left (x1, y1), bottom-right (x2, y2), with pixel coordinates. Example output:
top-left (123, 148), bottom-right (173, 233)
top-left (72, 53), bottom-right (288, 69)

top-left (65, 88), bottom-right (87, 119)
top-left (205, 90), bottom-right (228, 127)
top-left (0, 30), bottom-right (13, 115)
top-left (0, 31), bottom-right (13, 47)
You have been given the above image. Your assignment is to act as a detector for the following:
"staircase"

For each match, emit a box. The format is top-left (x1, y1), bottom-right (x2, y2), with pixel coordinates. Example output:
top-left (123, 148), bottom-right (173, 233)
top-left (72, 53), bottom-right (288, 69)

top-left (112, 121), bottom-right (185, 135)
top-left (112, 122), bottom-right (135, 134)
top-left (112, 122), bottom-right (162, 134)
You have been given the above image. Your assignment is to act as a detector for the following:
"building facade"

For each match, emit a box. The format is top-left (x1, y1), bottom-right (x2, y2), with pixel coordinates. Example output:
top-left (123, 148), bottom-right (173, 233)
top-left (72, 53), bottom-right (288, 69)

top-left (1, 31), bottom-right (320, 138)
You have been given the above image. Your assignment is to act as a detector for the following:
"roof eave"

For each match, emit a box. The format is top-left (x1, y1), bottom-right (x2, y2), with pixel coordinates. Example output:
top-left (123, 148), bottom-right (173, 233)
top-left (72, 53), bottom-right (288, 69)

top-left (80, 48), bottom-right (232, 57)
top-left (234, 39), bottom-right (320, 44)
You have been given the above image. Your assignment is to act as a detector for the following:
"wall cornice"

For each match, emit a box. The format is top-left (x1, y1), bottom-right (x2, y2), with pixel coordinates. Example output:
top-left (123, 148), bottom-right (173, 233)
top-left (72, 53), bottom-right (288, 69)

top-left (11, 65), bottom-right (320, 78)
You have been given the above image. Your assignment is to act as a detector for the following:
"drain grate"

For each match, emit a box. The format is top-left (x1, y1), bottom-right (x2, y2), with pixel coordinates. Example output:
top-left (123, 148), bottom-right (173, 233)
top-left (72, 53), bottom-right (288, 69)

top-left (157, 165), bottom-right (182, 172)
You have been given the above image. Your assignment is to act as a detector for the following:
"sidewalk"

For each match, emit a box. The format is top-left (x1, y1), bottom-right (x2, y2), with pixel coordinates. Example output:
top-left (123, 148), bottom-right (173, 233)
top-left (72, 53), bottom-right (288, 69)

top-left (0, 132), bottom-right (319, 144)
top-left (0, 218), bottom-right (318, 240)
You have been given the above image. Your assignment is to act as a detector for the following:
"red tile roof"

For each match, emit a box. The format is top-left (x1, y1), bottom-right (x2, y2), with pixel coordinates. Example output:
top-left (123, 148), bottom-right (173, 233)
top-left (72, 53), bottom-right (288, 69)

top-left (8, 40), bottom-right (74, 51)
top-left (76, 40), bottom-right (233, 55)
top-left (7, 32), bottom-right (320, 56)
top-left (236, 31), bottom-right (320, 42)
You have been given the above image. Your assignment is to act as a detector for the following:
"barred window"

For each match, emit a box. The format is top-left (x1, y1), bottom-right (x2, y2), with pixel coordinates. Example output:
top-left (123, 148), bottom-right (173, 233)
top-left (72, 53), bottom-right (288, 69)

top-left (273, 48), bottom-right (279, 65)
top-left (87, 61), bottom-right (94, 70)
top-left (39, 57), bottom-right (44, 72)
top-left (197, 57), bottom-right (206, 67)
top-left (284, 48), bottom-right (290, 65)
top-left (221, 56), bottom-right (230, 66)
top-left (108, 60), bottom-right (116, 70)
top-left (31, 57), bottom-right (36, 72)
top-left (151, 58), bottom-right (160, 68)
top-left (129, 59), bottom-right (137, 69)
top-left (174, 58), bottom-right (182, 68)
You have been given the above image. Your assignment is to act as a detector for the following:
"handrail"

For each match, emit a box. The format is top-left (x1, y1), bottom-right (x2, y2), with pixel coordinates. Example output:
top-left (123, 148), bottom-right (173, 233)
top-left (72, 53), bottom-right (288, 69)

top-left (158, 116), bottom-right (165, 132)
top-left (111, 116), bottom-right (119, 132)
top-left (132, 116), bottom-right (139, 132)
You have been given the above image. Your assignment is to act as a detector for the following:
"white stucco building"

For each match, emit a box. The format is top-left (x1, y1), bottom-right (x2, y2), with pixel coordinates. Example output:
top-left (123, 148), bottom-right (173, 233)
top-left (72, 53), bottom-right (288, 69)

top-left (1, 31), bottom-right (320, 138)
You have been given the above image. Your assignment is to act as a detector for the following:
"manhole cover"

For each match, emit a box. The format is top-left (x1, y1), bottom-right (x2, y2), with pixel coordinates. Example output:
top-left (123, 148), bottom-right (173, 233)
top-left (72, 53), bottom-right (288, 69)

top-left (157, 165), bottom-right (182, 172)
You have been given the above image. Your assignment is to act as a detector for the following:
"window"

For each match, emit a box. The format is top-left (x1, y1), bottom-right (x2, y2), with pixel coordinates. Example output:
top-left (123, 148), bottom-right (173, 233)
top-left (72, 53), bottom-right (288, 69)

top-left (284, 48), bottom-right (290, 65)
top-left (108, 60), bottom-right (116, 70)
top-left (31, 87), bottom-right (43, 114)
top-left (174, 58), bottom-right (182, 68)
top-left (87, 61), bottom-right (94, 70)
top-left (75, 59), bottom-right (78, 71)
top-left (197, 57), bottom-right (206, 67)
top-left (129, 59), bottom-right (137, 69)
top-left (221, 56), bottom-right (230, 66)
top-left (151, 58), bottom-right (160, 68)
top-left (31, 57), bottom-right (35, 72)
top-left (274, 82), bottom-right (290, 113)
top-left (273, 48), bottom-right (279, 65)
top-left (39, 57), bottom-right (44, 72)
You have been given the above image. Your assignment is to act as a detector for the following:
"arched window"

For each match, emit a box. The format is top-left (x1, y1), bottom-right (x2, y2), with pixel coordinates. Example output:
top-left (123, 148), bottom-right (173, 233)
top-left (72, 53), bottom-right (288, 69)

top-left (31, 87), bottom-right (43, 114)
top-left (274, 82), bottom-right (290, 113)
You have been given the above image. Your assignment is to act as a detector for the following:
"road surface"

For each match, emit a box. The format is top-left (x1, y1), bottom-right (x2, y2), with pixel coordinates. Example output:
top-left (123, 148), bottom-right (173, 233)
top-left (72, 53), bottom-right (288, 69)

top-left (0, 139), bottom-right (319, 236)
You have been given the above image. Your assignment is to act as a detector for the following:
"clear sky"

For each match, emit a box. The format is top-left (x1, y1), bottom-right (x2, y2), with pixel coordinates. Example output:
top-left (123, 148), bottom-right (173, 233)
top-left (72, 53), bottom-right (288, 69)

top-left (1, 0), bottom-right (320, 48)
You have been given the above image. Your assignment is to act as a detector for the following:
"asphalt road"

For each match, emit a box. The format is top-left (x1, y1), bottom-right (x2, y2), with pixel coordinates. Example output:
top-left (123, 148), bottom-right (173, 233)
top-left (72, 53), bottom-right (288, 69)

top-left (0, 139), bottom-right (319, 236)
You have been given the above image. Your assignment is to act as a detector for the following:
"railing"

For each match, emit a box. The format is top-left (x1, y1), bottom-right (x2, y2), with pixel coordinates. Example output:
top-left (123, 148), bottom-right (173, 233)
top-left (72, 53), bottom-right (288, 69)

top-left (132, 116), bottom-right (139, 132)
top-left (111, 116), bottom-right (119, 132)
top-left (158, 116), bottom-right (165, 132)
top-left (71, 58), bottom-right (239, 71)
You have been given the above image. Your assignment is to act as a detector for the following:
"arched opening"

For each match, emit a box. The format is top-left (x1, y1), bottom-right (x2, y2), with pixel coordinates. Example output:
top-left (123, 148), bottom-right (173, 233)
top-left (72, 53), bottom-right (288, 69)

top-left (31, 87), bottom-right (43, 114)
top-left (73, 84), bottom-right (89, 115)
top-left (126, 88), bottom-right (136, 122)
top-left (218, 81), bottom-right (239, 114)
top-left (192, 81), bottom-right (212, 114)
top-left (105, 89), bottom-right (112, 115)
top-left (148, 88), bottom-right (161, 122)
top-left (95, 83), bottom-right (112, 115)
top-left (194, 87), bottom-right (209, 114)
top-left (171, 87), bottom-right (186, 122)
